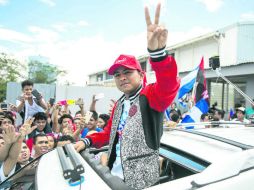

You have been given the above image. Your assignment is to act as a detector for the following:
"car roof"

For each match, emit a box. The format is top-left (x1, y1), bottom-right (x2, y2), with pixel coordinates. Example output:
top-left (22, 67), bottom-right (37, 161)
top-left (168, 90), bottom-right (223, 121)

top-left (161, 127), bottom-right (254, 163)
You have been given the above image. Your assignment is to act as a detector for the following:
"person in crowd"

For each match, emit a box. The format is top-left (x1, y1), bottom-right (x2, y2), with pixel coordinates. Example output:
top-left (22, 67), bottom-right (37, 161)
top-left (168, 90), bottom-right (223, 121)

top-left (200, 113), bottom-right (209, 122)
top-left (54, 114), bottom-right (74, 136)
top-left (108, 99), bottom-right (116, 116)
top-left (246, 99), bottom-right (254, 120)
top-left (16, 80), bottom-right (48, 122)
top-left (214, 109), bottom-right (227, 127)
top-left (164, 113), bottom-right (180, 128)
top-left (0, 113), bottom-right (16, 162)
top-left (71, 116), bottom-right (86, 140)
top-left (0, 118), bottom-right (34, 182)
top-left (2, 111), bottom-right (17, 128)
top-left (74, 3), bottom-right (180, 189)
top-left (231, 103), bottom-right (242, 120)
top-left (232, 107), bottom-right (250, 124)
top-left (29, 112), bottom-right (52, 138)
top-left (169, 102), bottom-right (181, 117)
top-left (80, 111), bottom-right (102, 138)
top-left (97, 114), bottom-right (110, 129)
top-left (200, 113), bottom-right (211, 128)
top-left (214, 109), bottom-right (225, 121)
top-left (32, 134), bottom-right (49, 159)
top-left (46, 133), bottom-right (56, 150)
top-left (26, 112), bottom-right (52, 152)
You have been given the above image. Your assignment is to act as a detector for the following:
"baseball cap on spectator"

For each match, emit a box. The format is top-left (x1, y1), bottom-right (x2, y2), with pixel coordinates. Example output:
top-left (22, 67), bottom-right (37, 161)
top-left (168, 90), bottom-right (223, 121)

top-left (236, 107), bottom-right (245, 114)
top-left (108, 54), bottom-right (142, 75)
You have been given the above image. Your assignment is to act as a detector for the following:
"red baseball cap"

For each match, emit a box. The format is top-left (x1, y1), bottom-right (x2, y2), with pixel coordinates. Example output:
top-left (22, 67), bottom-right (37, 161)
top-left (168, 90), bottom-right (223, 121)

top-left (108, 54), bottom-right (142, 75)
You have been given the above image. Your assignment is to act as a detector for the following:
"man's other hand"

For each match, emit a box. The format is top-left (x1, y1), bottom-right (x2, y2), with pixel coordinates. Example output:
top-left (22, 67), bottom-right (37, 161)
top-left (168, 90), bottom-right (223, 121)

top-left (74, 141), bottom-right (86, 152)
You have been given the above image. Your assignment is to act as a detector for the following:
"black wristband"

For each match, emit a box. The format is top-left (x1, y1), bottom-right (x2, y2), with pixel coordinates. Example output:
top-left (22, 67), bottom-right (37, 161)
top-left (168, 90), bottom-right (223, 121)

top-left (148, 46), bottom-right (167, 62)
top-left (81, 138), bottom-right (91, 148)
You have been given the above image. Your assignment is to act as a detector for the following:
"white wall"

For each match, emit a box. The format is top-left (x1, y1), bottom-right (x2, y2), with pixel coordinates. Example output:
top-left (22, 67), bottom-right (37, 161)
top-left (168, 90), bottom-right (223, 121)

top-left (237, 23), bottom-right (254, 64)
top-left (175, 38), bottom-right (218, 72)
top-left (219, 26), bottom-right (238, 66)
top-left (55, 85), bottom-right (122, 115)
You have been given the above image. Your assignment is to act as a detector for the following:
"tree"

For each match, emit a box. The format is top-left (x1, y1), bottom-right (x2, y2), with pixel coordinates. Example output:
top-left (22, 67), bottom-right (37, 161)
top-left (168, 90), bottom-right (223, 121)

top-left (0, 53), bottom-right (26, 101)
top-left (28, 60), bottom-right (66, 84)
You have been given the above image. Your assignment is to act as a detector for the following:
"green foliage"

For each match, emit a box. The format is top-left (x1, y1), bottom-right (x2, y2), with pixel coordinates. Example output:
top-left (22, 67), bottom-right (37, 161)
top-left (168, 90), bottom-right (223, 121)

top-left (28, 60), bottom-right (66, 84)
top-left (0, 53), bottom-right (26, 101)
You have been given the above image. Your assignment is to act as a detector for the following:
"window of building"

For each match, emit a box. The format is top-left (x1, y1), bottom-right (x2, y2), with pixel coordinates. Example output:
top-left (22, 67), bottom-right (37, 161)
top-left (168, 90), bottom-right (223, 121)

top-left (209, 80), bottom-right (246, 113)
top-left (106, 72), bottom-right (113, 80)
top-left (96, 73), bottom-right (103, 82)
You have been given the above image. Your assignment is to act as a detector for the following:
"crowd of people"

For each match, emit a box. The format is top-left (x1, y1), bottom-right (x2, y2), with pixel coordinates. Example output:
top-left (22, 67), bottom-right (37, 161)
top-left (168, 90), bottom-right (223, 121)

top-left (163, 100), bottom-right (254, 128)
top-left (0, 2), bottom-right (254, 189)
top-left (0, 79), bottom-right (111, 183)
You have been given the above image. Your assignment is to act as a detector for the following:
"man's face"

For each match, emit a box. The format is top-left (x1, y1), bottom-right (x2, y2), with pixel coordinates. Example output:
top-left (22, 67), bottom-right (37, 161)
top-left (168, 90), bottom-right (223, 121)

top-left (0, 118), bottom-right (12, 128)
top-left (97, 118), bottom-right (106, 129)
top-left (201, 116), bottom-right (209, 122)
top-left (214, 111), bottom-right (221, 120)
top-left (18, 142), bottom-right (30, 164)
top-left (62, 118), bottom-right (72, 128)
top-left (75, 113), bottom-right (82, 118)
top-left (47, 136), bottom-right (55, 150)
top-left (237, 111), bottom-right (244, 120)
top-left (22, 85), bottom-right (33, 97)
top-left (114, 67), bottom-right (143, 95)
top-left (35, 119), bottom-right (47, 132)
top-left (33, 136), bottom-right (49, 156)
top-left (74, 118), bottom-right (81, 127)
top-left (87, 117), bottom-right (97, 130)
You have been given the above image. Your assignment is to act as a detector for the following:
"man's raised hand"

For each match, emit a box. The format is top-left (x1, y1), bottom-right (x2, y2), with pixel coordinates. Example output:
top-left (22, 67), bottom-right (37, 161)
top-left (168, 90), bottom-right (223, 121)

top-left (145, 3), bottom-right (168, 51)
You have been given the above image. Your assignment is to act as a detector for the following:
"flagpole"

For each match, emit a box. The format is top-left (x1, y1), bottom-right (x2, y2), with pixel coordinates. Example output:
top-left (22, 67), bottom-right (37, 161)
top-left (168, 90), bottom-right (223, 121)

top-left (215, 69), bottom-right (254, 105)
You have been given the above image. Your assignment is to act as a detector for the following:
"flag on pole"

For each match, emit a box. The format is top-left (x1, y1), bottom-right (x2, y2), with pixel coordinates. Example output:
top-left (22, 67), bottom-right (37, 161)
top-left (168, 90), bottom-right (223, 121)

top-left (181, 57), bottom-right (209, 126)
top-left (178, 66), bottom-right (199, 106)
top-left (194, 57), bottom-right (209, 103)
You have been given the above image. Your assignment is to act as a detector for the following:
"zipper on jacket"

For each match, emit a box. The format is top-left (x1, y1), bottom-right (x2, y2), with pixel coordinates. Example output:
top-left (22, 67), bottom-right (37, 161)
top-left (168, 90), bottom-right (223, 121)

top-left (126, 152), bottom-right (154, 161)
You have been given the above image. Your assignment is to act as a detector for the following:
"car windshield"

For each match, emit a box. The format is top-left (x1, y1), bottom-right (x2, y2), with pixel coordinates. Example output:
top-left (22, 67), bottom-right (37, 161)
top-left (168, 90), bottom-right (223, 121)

top-left (0, 153), bottom-right (44, 190)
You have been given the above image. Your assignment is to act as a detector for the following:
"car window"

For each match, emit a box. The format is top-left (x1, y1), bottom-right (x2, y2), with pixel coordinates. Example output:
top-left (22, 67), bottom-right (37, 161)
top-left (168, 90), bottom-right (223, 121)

top-left (0, 153), bottom-right (44, 189)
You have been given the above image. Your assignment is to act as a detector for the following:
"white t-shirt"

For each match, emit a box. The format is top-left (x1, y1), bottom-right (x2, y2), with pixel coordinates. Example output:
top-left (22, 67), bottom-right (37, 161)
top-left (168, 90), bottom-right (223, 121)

top-left (16, 96), bottom-right (44, 121)
top-left (0, 162), bottom-right (16, 184)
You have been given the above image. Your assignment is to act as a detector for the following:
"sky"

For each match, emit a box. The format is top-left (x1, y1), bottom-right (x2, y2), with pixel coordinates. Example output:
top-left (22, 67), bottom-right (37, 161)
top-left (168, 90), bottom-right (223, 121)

top-left (0, 0), bottom-right (254, 85)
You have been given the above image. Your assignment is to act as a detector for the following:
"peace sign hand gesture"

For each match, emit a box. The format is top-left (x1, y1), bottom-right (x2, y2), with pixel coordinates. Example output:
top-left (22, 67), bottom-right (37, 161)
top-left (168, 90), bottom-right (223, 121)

top-left (145, 3), bottom-right (168, 51)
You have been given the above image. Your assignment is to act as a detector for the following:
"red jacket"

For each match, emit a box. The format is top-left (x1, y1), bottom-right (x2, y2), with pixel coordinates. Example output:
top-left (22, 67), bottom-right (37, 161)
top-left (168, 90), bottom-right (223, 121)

top-left (86, 56), bottom-right (180, 149)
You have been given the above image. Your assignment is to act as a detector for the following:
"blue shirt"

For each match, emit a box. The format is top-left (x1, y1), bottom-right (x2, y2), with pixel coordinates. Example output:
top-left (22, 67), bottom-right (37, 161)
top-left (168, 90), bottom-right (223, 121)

top-left (81, 127), bottom-right (103, 138)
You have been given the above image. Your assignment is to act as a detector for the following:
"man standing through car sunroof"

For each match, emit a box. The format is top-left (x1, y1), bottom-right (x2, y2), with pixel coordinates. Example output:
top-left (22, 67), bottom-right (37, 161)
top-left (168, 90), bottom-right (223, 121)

top-left (75, 3), bottom-right (180, 189)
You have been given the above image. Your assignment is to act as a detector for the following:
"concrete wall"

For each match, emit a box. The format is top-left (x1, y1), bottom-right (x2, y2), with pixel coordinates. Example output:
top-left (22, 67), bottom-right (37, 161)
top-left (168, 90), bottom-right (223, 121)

top-left (237, 23), bottom-right (254, 63)
top-left (55, 85), bottom-right (122, 115)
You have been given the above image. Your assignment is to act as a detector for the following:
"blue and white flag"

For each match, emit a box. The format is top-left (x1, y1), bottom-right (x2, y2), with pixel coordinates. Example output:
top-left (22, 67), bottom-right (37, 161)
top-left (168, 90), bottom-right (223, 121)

top-left (181, 98), bottom-right (209, 123)
top-left (178, 66), bottom-right (199, 106)
top-left (164, 109), bottom-right (171, 121)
